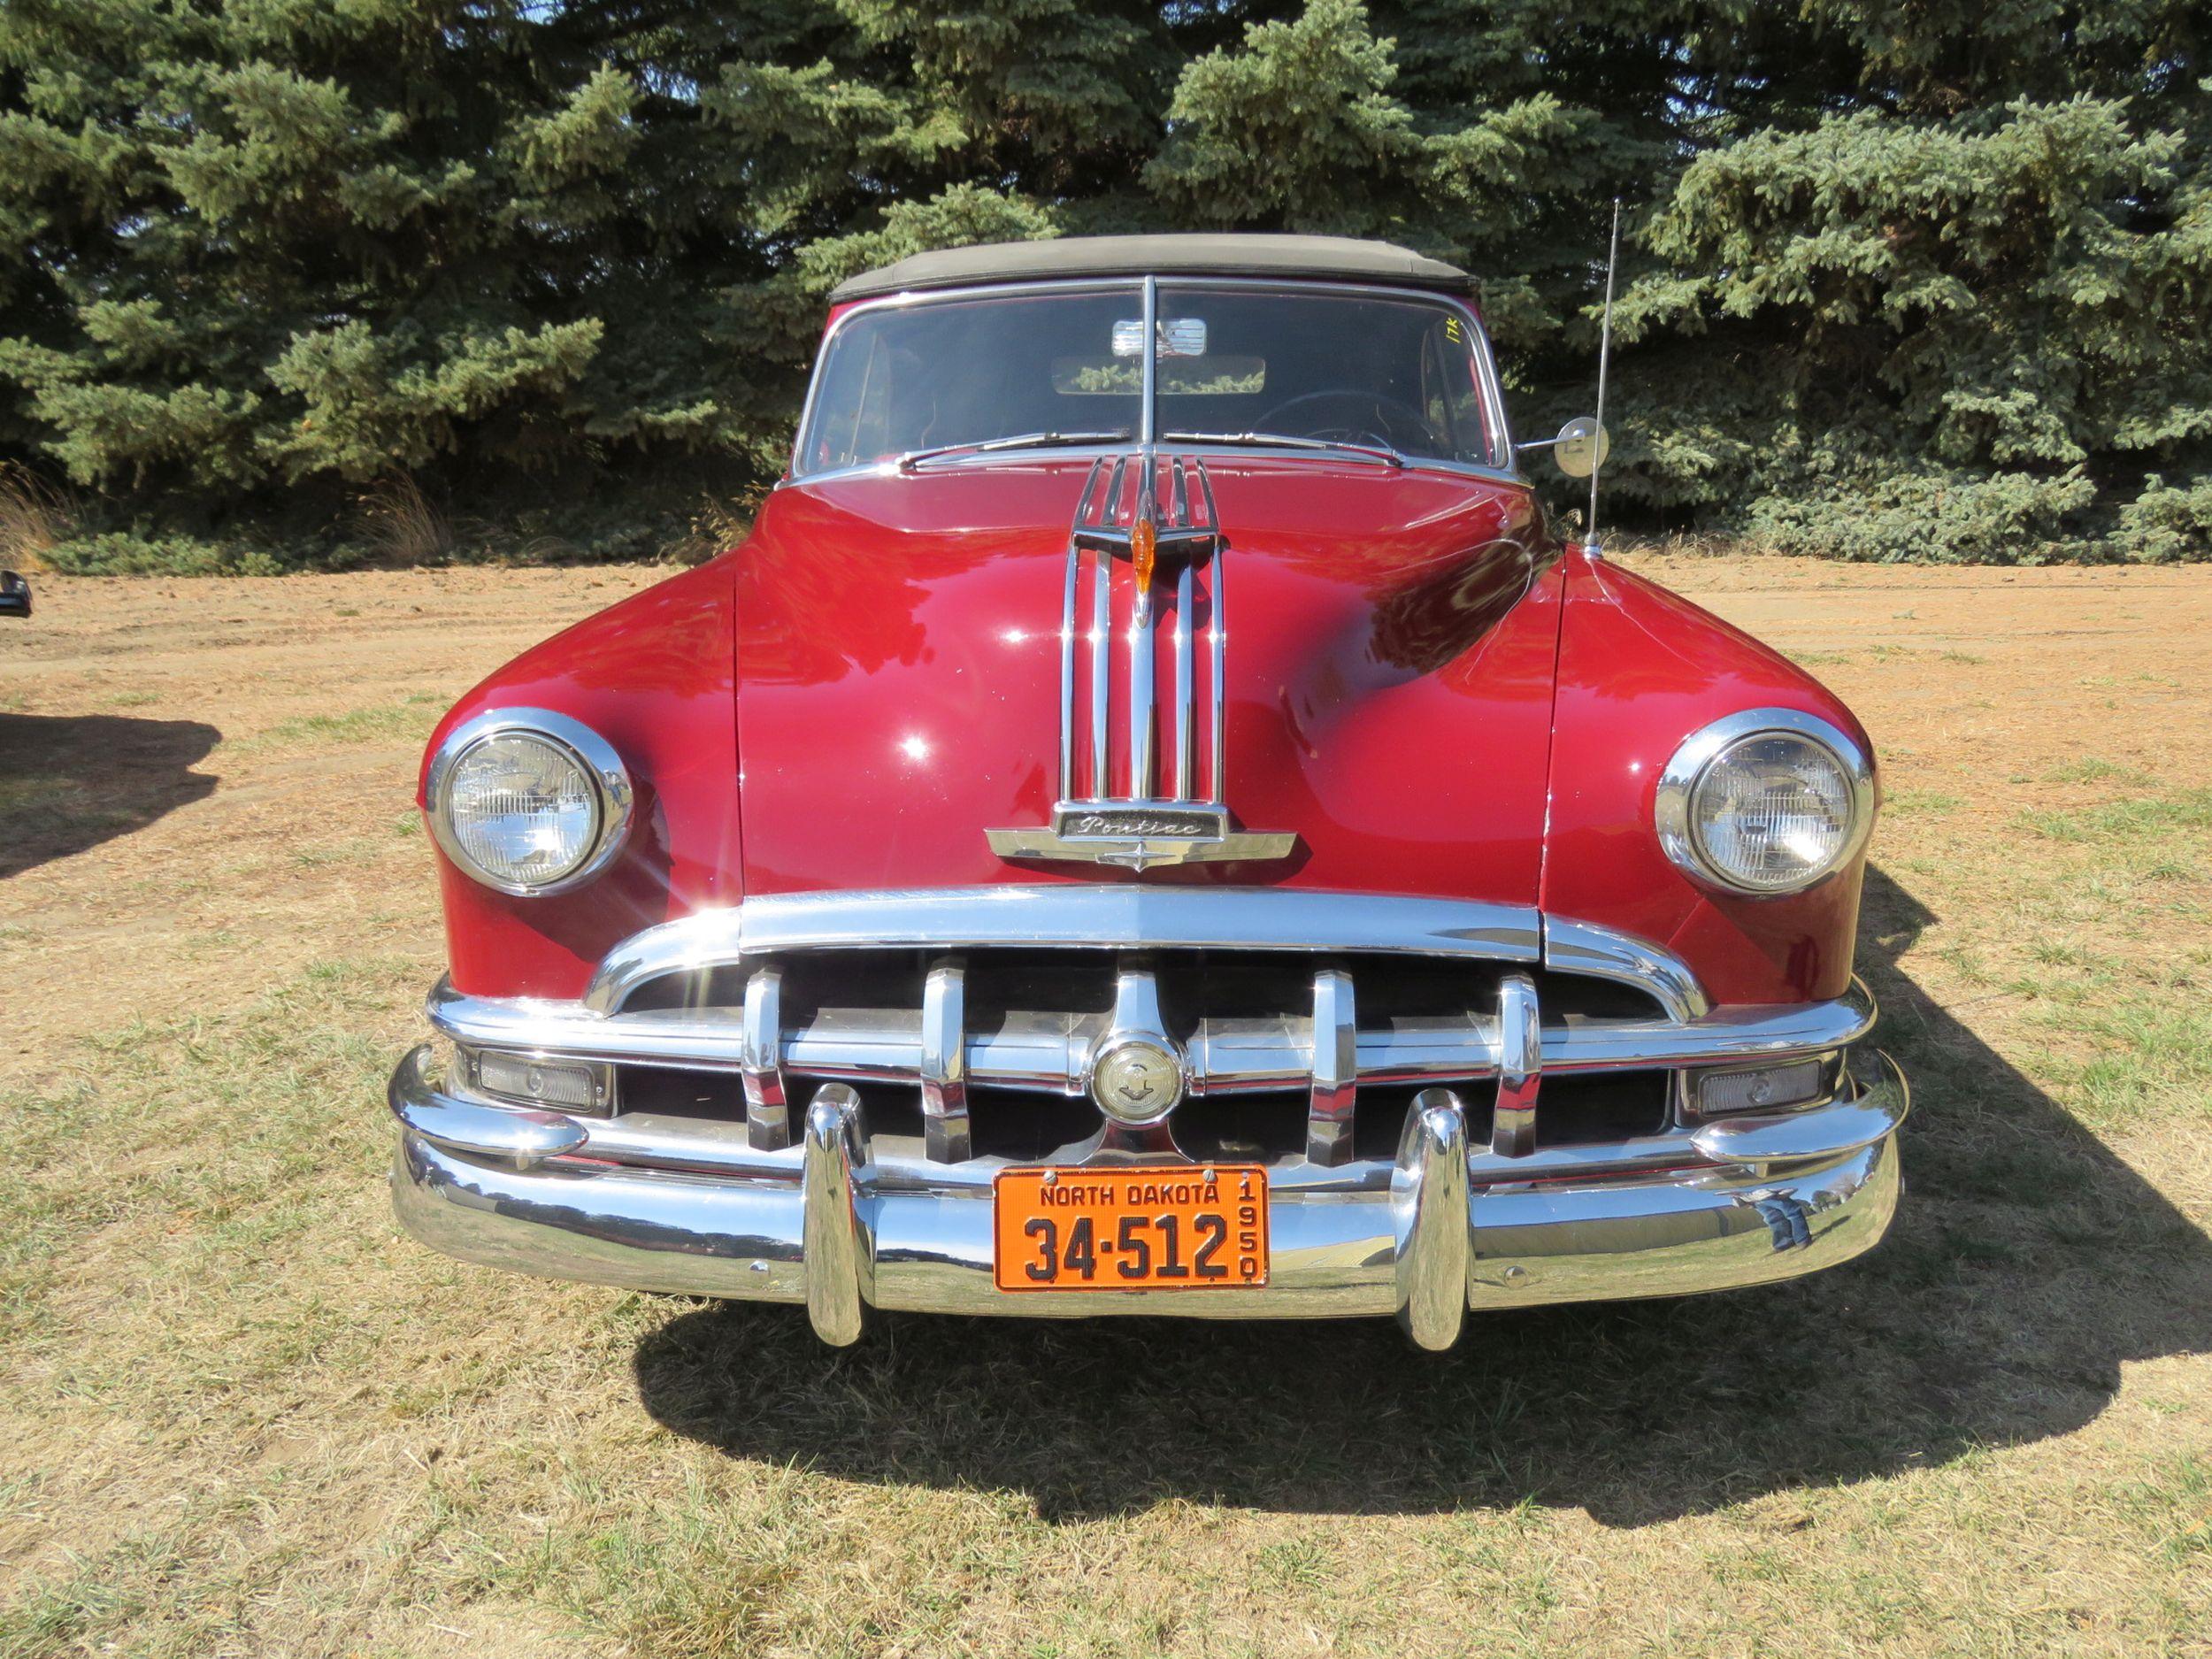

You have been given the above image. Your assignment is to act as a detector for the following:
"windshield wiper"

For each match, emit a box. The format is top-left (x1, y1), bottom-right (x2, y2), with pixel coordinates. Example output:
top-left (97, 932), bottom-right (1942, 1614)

top-left (1160, 430), bottom-right (1406, 469)
top-left (898, 429), bottom-right (1131, 471)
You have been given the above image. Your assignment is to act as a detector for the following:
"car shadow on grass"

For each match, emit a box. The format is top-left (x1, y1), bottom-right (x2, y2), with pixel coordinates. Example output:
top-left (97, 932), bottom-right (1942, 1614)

top-left (0, 713), bottom-right (220, 881)
top-left (633, 864), bottom-right (2212, 1524)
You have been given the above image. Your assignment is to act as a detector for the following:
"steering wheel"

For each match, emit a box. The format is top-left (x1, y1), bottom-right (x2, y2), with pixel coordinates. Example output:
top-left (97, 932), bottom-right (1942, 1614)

top-left (1256, 389), bottom-right (1439, 453)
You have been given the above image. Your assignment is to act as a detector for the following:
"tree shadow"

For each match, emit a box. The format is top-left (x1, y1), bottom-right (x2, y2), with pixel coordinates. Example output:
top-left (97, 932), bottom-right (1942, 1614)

top-left (0, 713), bottom-right (220, 880)
top-left (634, 864), bottom-right (2212, 1523)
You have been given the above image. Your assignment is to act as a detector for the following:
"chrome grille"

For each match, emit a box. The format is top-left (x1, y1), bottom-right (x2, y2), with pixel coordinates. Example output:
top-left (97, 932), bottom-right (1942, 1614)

top-left (428, 888), bottom-right (1878, 1176)
top-left (626, 948), bottom-right (1670, 1164)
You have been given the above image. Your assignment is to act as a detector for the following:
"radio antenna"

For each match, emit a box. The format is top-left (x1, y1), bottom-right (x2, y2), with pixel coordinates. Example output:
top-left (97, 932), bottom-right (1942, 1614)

top-left (1585, 196), bottom-right (1622, 558)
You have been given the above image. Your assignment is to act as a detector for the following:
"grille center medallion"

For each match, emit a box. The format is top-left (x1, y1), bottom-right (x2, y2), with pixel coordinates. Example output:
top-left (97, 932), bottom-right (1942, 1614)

top-left (1089, 1036), bottom-right (1186, 1125)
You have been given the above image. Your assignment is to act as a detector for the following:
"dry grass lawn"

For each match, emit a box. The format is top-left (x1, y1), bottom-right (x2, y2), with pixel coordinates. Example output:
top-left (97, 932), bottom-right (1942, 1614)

top-left (1, 552), bottom-right (2208, 1657)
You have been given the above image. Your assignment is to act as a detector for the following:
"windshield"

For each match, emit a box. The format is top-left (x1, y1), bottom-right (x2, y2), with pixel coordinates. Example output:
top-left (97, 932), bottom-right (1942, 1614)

top-left (795, 283), bottom-right (1504, 477)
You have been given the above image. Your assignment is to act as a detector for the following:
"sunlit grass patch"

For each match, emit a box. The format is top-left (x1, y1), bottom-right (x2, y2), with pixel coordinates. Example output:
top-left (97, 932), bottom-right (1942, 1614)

top-left (256, 693), bottom-right (444, 748)
top-left (0, 1486), bottom-right (347, 1659)
top-left (1256, 1535), bottom-right (1338, 1590)
top-left (290, 835), bottom-right (389, 869)
top-left (1885, 787), bottom-right (1963, 816)
top-left (2112, 1456), bottom-right (2212, 1565)
top-left (2018, 808), bottom-right (2087, 842)
top-left (0, 959), bottom-right (418, 1368)
top-left (0, 1076), bottom-right (99, 1347)
top-left (2031, 999), bottom-right (2212, 1131)
top-left (2019, 787), bottom-right (2212, 842)
top-left (1936, 941), bottom-right (1992, 985)
top-left (0, 1540), bottom-right (158, 1656)
top-left (2047, 757), bottom-right (2155, 787)
top-left (1881, 741), bottom-right (2212, 1145)
top-left (2027, 937), bottom-right (2098, 968)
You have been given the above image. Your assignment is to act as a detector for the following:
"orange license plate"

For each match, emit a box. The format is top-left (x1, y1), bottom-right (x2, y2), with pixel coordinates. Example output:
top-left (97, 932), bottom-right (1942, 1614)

top-left (993, 1165), bottom-right (1269, 1291)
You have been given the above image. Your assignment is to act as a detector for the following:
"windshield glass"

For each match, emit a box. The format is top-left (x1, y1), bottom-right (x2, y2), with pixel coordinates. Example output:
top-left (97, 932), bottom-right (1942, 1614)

top-left (795, 284), bottom-right (1502, 476)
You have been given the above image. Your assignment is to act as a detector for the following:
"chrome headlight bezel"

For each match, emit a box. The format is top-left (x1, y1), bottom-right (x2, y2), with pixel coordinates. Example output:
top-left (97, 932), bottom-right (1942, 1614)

top-left (425, 707), bottom-right (634, 897)
top-left (1655, 708), bottom-right (1875, 897)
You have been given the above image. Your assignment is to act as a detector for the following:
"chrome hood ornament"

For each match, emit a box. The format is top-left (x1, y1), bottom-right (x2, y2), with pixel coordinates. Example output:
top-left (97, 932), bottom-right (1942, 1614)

top-left (987, 452), bottom-right (1299, 872)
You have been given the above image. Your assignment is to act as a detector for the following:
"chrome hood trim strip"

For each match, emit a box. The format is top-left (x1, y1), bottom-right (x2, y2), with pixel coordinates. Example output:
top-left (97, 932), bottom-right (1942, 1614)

top-left (989, 449), bottom-right (1298, 872)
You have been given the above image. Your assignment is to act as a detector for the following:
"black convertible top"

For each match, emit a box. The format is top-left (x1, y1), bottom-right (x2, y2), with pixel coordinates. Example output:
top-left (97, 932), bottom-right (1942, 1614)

top-left (828, 234), bottom-right (1471, 303)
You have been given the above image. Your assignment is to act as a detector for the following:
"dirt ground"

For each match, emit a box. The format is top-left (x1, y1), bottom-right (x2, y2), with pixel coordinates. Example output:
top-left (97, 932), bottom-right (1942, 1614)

top-left (2, 552), bottom-right (2209, 1656)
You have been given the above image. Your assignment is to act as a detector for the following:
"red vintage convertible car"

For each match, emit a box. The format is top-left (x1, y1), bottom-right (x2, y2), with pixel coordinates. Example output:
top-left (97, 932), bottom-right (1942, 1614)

top-left (389, 234), bottom-right (1906, 1348)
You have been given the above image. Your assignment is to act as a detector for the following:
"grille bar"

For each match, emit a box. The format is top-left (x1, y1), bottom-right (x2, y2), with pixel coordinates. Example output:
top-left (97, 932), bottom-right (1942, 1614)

top-left (438, 982), bottom-right (1876, 1098)
top-left (920, 957), bottom-right (971, 1162)
top-left (741, 967), bottom-right (788, 1149)
top-left (1492, 972), bottom-right (1540, 1157)
top-left (1306, 968), bottom-right (1357, 1164)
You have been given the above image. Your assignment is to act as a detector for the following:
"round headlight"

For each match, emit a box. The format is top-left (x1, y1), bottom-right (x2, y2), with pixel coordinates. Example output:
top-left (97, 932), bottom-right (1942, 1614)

top-left (426, 710), bottom-right (632, 895)
top-left (1656, 710), bottom-right (1873, 896)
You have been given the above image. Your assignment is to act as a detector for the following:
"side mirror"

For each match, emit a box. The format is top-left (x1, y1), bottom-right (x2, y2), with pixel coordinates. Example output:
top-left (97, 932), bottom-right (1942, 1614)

top-left (1551, 416), bottom-right (1609, 479)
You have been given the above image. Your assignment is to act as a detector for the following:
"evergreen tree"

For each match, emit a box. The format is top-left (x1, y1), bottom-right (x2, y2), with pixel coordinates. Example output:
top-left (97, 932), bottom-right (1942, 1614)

top-left (1623, 4), bottom-right (2212, 560)
top-left (0, 0), bottom-right (2200, 567)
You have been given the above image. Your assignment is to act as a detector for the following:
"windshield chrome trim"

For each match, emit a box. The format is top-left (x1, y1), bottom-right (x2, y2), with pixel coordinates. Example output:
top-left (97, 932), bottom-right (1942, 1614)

top-left (787, 275), bottom-right (1523, 488)
top-left (789, 445), bottom-right (1528, 493)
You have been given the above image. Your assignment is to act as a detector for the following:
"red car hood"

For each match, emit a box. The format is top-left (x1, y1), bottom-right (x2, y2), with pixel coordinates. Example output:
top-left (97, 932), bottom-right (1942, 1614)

top-left (731, 454), bottom-right (1562, 903)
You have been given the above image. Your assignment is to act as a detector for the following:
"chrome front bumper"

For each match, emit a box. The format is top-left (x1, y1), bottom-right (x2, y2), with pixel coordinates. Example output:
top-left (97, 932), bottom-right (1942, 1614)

top-left (388, 1045), bottom-right (1907, 1350)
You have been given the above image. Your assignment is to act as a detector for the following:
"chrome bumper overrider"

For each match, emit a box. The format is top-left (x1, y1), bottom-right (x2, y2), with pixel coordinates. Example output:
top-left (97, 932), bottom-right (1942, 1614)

top-left (389, 1044), bottom-right (1906, 1350)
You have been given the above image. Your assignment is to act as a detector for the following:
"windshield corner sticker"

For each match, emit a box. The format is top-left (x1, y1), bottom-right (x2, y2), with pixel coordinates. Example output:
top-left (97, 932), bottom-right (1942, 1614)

top-left (986, 452), bottom-right (1302, 874)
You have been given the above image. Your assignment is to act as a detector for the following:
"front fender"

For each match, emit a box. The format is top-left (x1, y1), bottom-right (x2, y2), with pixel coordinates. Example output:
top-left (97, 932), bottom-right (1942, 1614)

top-left (1540, 551), bottom-right (1874, 1005)
top-left (421, 559), bottom-right (742, 1000)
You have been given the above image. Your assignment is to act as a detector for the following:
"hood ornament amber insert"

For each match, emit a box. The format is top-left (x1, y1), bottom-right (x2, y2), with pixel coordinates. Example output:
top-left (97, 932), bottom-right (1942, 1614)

top-left (1129, 513), bottom-right (1158, 607)
top-left (987, 453), bottom-right (1300, 873)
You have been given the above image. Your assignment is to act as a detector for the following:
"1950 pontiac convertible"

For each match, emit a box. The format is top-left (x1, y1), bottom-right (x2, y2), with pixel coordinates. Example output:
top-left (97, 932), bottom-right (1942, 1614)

top-left (389, 234), bottom-right (1907, 1349)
